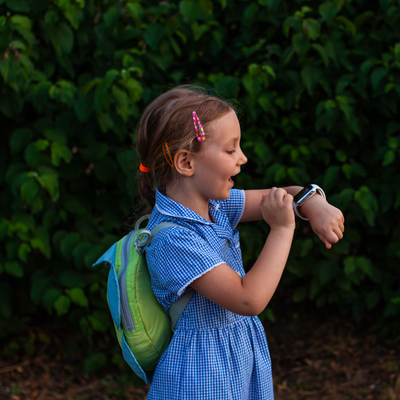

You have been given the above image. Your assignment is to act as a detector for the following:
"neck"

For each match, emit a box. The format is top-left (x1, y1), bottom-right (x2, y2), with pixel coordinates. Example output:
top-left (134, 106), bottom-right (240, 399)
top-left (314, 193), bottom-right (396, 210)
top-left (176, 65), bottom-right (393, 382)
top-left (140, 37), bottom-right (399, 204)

top-left (165, 180), bottom-right (212, 222)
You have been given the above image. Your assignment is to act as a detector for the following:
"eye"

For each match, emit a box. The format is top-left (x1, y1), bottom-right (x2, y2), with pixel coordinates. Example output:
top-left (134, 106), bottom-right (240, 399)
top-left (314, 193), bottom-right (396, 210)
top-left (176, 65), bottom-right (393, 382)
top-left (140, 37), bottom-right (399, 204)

top-left (227, 149), bottom-right (236, 154)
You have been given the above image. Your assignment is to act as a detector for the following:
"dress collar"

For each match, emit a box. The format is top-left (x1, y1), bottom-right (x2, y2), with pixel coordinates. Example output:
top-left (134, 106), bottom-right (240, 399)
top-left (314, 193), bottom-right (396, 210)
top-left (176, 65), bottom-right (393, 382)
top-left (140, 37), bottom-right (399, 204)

top-left (155, 188), bottom-right (214, 225)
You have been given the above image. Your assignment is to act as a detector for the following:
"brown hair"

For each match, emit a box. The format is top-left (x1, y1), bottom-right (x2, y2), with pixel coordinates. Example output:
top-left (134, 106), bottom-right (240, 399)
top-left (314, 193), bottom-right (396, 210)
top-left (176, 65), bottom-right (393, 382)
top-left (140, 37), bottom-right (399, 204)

top-left (136, 85), bottom-right (233, 210)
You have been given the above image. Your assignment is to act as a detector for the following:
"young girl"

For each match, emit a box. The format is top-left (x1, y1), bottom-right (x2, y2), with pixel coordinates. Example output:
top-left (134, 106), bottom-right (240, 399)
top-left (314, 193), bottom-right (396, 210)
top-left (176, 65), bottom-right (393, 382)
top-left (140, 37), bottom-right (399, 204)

top-left (136, 86), bottom-right (344, 399)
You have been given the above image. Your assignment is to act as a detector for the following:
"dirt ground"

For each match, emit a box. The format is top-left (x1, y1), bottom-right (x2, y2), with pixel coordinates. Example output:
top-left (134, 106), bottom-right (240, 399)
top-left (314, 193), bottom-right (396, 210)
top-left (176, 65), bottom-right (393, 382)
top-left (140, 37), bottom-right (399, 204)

top-left (0, 310), bottom-right (399, 400)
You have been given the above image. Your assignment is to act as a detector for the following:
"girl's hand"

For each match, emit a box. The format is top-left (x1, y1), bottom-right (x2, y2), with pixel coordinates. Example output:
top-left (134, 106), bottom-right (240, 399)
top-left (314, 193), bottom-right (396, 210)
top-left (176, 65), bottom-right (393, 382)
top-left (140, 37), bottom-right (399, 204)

top-left (300, 195), bottom-right (345, 249)
top-left (260, 187), bottom-right (295, 230)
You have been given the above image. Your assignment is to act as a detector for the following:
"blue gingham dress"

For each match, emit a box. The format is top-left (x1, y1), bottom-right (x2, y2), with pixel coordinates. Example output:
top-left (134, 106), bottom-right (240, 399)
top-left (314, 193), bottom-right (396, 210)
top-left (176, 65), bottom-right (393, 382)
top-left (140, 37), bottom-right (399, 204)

top-left (145, 188), bottom-right (274, 399)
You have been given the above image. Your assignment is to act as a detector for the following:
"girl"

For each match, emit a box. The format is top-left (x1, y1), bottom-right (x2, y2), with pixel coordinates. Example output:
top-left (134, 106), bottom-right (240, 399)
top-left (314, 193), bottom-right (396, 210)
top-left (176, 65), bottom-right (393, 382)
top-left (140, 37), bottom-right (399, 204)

top-left (136, 86), bottom-right (344, 399)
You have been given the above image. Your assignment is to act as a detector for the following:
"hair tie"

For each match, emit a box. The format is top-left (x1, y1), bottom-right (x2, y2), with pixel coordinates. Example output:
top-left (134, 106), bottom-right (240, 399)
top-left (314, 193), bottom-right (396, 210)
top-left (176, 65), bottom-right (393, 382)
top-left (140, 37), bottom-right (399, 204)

top-left (139, 163), bottom-right (151, 173)
top-left (162, 142), bottom-right (174, 168)
top-left (192, 111), bottom-right (206, 142)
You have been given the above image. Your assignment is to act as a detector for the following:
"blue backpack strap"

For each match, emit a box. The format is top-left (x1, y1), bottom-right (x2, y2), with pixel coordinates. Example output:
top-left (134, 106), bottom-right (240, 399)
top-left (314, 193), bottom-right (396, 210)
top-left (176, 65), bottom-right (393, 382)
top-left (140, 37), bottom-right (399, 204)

top-left (149, 221), bottom-right (195, 331)
top-left (170, 289), bottom-right (194, 331)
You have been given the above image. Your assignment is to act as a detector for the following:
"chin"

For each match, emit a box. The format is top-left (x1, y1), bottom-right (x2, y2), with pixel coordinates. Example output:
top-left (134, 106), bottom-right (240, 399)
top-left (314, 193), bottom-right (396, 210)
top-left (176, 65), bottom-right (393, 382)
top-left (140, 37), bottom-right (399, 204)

top-left (212, 190), bottom-right (231, 201)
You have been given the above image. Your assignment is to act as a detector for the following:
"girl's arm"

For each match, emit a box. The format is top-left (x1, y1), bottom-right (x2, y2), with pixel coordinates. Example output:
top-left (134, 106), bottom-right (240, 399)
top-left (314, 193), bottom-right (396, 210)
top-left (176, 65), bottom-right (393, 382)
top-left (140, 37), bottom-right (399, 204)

top-left (241, 187), bottom-right (344, 249)
top-left (191, 188), bottom-right (295, 316)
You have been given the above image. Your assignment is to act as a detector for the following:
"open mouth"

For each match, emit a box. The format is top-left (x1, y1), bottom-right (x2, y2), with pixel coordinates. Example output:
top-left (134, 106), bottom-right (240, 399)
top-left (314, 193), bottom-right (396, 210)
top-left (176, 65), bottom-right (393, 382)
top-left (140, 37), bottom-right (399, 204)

top-left (228, 177), bottom-right (234, 185)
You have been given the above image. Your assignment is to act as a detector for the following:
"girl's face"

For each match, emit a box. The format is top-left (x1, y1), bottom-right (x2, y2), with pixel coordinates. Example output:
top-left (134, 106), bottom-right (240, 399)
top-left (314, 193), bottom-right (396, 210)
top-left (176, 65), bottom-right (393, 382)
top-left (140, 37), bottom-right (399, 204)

top-left (192, 110), bottom-right (248, 201)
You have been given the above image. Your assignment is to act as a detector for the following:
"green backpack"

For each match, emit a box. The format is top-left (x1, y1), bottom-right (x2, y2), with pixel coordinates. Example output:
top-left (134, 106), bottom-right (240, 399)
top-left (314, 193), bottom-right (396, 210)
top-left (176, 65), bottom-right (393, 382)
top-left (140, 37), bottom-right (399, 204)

top-left (93, 215), bottom-right (194, 384)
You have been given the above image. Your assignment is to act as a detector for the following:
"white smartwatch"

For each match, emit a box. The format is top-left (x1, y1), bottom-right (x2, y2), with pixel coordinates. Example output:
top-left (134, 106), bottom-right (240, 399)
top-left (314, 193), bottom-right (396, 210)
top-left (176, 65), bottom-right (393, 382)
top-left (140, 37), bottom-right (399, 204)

top-left (292, 184), bottom-right (326, 220)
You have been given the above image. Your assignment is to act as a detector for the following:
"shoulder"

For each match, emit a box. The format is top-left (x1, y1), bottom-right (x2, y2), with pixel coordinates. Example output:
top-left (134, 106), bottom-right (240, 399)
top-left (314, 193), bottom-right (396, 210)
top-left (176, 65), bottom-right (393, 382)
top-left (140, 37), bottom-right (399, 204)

top-left (149, 224), bottom-right (205, 253)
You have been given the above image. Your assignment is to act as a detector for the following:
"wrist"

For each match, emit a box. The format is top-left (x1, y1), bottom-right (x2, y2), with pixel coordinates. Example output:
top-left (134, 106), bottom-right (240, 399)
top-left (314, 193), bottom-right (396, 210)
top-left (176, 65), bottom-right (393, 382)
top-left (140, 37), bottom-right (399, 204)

top-left (269, 224), bottom-right (295, 234)
top-left (299, 192), bottom-right (326, 217)
top-left (293, 184), bottom-right (326, 220)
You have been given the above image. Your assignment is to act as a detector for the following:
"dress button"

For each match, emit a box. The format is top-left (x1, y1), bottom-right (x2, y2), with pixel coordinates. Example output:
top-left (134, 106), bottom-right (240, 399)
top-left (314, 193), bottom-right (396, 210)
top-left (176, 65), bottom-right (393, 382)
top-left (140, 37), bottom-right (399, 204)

top-left (226, 240), bottom-right (229, 247)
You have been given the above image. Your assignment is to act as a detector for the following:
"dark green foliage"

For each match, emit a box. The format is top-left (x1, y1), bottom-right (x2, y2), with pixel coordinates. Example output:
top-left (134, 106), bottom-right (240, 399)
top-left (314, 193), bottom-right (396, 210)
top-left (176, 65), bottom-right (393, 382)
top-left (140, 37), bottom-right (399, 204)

top-left (1, 0), bottom-right (400, 364)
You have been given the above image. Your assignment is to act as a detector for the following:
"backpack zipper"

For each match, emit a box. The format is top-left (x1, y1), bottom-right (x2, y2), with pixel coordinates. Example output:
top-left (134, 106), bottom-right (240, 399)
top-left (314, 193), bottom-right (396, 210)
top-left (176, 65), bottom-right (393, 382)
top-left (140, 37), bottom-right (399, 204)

top-left (119, 230), bottom-right (136, 331)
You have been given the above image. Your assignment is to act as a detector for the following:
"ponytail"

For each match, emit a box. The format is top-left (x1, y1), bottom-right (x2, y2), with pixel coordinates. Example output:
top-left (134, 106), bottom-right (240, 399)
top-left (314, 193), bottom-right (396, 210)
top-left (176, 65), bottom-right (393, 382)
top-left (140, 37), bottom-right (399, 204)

top-left (137, 169), bottom-right (156, 211)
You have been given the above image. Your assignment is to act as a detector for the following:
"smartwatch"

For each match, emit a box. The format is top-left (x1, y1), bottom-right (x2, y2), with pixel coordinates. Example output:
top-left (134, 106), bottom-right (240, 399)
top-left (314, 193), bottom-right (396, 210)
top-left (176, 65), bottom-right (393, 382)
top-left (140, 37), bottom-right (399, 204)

top-left (293, 184), bottom-right (326, 220)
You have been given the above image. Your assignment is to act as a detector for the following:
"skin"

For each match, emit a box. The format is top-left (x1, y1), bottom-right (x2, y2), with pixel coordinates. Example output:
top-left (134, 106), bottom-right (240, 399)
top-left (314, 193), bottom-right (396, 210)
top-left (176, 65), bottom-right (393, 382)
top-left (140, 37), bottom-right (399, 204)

top-left (165, 110), bottom-right (345, 316)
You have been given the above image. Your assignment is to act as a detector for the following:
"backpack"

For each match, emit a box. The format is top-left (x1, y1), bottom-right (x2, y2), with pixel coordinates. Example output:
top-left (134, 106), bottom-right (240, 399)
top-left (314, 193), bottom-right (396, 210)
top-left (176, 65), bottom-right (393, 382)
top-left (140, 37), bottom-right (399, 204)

top-left (93, 215), bottom-right (194, 385)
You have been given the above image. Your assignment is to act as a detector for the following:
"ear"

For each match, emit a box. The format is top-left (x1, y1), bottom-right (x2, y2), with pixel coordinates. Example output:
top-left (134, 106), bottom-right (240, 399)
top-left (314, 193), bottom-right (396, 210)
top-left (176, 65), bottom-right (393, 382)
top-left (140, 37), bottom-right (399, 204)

top-left (174, 149), bottom-right (195, 177)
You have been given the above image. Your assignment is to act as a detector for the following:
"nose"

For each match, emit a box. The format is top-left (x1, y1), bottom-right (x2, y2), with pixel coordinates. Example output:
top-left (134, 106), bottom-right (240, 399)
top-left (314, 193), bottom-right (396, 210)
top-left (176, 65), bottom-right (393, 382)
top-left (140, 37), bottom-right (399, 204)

top-left (238, 148), bottom-right (247, 166)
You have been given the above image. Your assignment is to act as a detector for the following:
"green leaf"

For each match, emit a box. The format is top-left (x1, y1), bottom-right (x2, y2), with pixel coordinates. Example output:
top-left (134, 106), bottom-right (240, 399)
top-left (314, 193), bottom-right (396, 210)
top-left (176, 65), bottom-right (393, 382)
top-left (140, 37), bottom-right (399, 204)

top-left (58, 270), bottom-right (85, 289)
top-left (51, 143), bottom-right (72, 166)
top-left (66, 288), bottom-right (88, 307)
top-left (394, 43), bottom-right (400, 62)
top-left (103, 69), bottom-right (119, 89)
top-left (54, 295), bottom-right (71, 316)
top-left (49, 23), bottom-right (74, 56)
top-left (88, 315), bottom-right (107, 331)
top-left (180, 0), bottom-right (205, 24)
top-left (93, 157), bottom-right (119, 183)
top-left (18, 243), bottom-right (31, 262)
top-left (319, 261), bottom-right (339, 284)
top-left (259, 0), bottom-right (280, 9)
top-left (311, 44), bottom-right (329, 66)
top-left (30, 228), bottom-right (51, 259)
top-left (143, 24), bottom-right (167, 50)
top-left (6, 0), bottom-right (30, 12)
top-left (301, 65), bottom-right (321, 96)
top-left (322, 165), bottom-right (339, 191)
top-left (82, 142), bottom-right (108, 162)
top-left (126, 3), bottom-right (144, 23)
top-left (302, 19), bottom-right (320, 40)
top-left (30, 277), bottom-right (52, 305)
top-left (356, 257), bottom-right (373, 276)
top-left (10, 15), bottom-right (32, 30)
top-left (60, 233), bottom-right (81, 261)
top-left (292, 33), bottom-right (309, 57)
top-left (319, 2), bottom-right (338, 24)
top-left (10, 128), bottom-right (33, 154)
top-left (37, 173), bottom-right (59, 201)
top-left (42, 288), bottom-right (62, 313)
top-left (242, 73), bottom-right (263, 97)
top-left (354, 186), bottom-right (378, 212)
top-left (382, 150), bottom-right (395, 166)
top-left (336, 16), bottom-right (356, 37)
top-left (112, 85), bottom-right (130, 122)
top-left (344, 257), bottom-right (356, 275)
top-left (5, 261), bottom-right (23, 278)
top-left (370, 67), bottom-right (387, 91)
top-left (74, 97), bottom-right (93, 123)
top-left (20, 178), bottom-right (39, 203)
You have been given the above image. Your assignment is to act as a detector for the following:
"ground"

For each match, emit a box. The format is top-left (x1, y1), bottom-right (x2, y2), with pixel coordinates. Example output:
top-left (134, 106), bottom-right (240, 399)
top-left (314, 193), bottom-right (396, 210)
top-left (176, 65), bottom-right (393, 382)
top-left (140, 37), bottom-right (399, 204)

top-left (1, 309), bottom-right (399, 400)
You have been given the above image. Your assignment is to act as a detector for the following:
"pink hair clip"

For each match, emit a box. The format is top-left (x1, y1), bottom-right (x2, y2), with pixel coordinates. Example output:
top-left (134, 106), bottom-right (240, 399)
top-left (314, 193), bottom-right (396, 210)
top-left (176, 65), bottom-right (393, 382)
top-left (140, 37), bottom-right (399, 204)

top-left (192, 111), bottom-right (206, 142)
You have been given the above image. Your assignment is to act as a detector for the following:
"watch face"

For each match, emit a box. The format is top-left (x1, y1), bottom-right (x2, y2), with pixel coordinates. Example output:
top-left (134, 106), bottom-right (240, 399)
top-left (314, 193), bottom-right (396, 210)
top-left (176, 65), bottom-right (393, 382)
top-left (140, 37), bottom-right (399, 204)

top-left (294, 185), bottom-right (312, 203)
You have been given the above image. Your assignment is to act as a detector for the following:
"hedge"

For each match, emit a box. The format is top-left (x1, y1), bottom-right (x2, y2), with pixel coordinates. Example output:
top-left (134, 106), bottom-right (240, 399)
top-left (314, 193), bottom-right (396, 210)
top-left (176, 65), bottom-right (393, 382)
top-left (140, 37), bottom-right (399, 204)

top-left (1, 0), bottom-right (400, 372)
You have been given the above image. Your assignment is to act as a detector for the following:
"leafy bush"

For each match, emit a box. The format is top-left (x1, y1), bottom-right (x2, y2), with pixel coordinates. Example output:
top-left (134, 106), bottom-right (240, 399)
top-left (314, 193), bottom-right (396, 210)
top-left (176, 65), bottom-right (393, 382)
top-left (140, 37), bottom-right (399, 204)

top-left (1, 0), bottom-right (400, 370)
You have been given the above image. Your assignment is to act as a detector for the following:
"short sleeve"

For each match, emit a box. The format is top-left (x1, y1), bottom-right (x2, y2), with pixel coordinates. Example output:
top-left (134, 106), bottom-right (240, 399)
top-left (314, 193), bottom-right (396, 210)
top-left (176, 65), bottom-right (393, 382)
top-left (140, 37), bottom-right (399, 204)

top-left (146, 226), bottom-right (225, 298)
top-left (212, 189), bottom-right (245, 229)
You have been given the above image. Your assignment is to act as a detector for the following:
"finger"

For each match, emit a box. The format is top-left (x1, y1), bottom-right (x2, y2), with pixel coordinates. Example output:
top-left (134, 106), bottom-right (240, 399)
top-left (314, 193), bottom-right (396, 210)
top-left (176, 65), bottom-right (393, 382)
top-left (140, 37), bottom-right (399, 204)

top-left (283, 193), bottom-right (293, 204)
top-left (269, 187), bottom-right (277, 201)
top-left (317, 233), bottom-right (332, 249)
top-left (274, 188), bottom-right (285, 201)
top-left (316, 228), bottom-right (339, 246)
top-left (333, 227), bottom-right (343, 240)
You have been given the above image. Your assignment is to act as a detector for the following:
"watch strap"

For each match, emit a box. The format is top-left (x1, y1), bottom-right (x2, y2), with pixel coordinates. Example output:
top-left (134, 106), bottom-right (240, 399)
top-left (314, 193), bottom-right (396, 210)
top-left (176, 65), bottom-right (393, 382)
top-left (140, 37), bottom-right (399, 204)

top-left (293, 184), bottom-right (326, 220)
